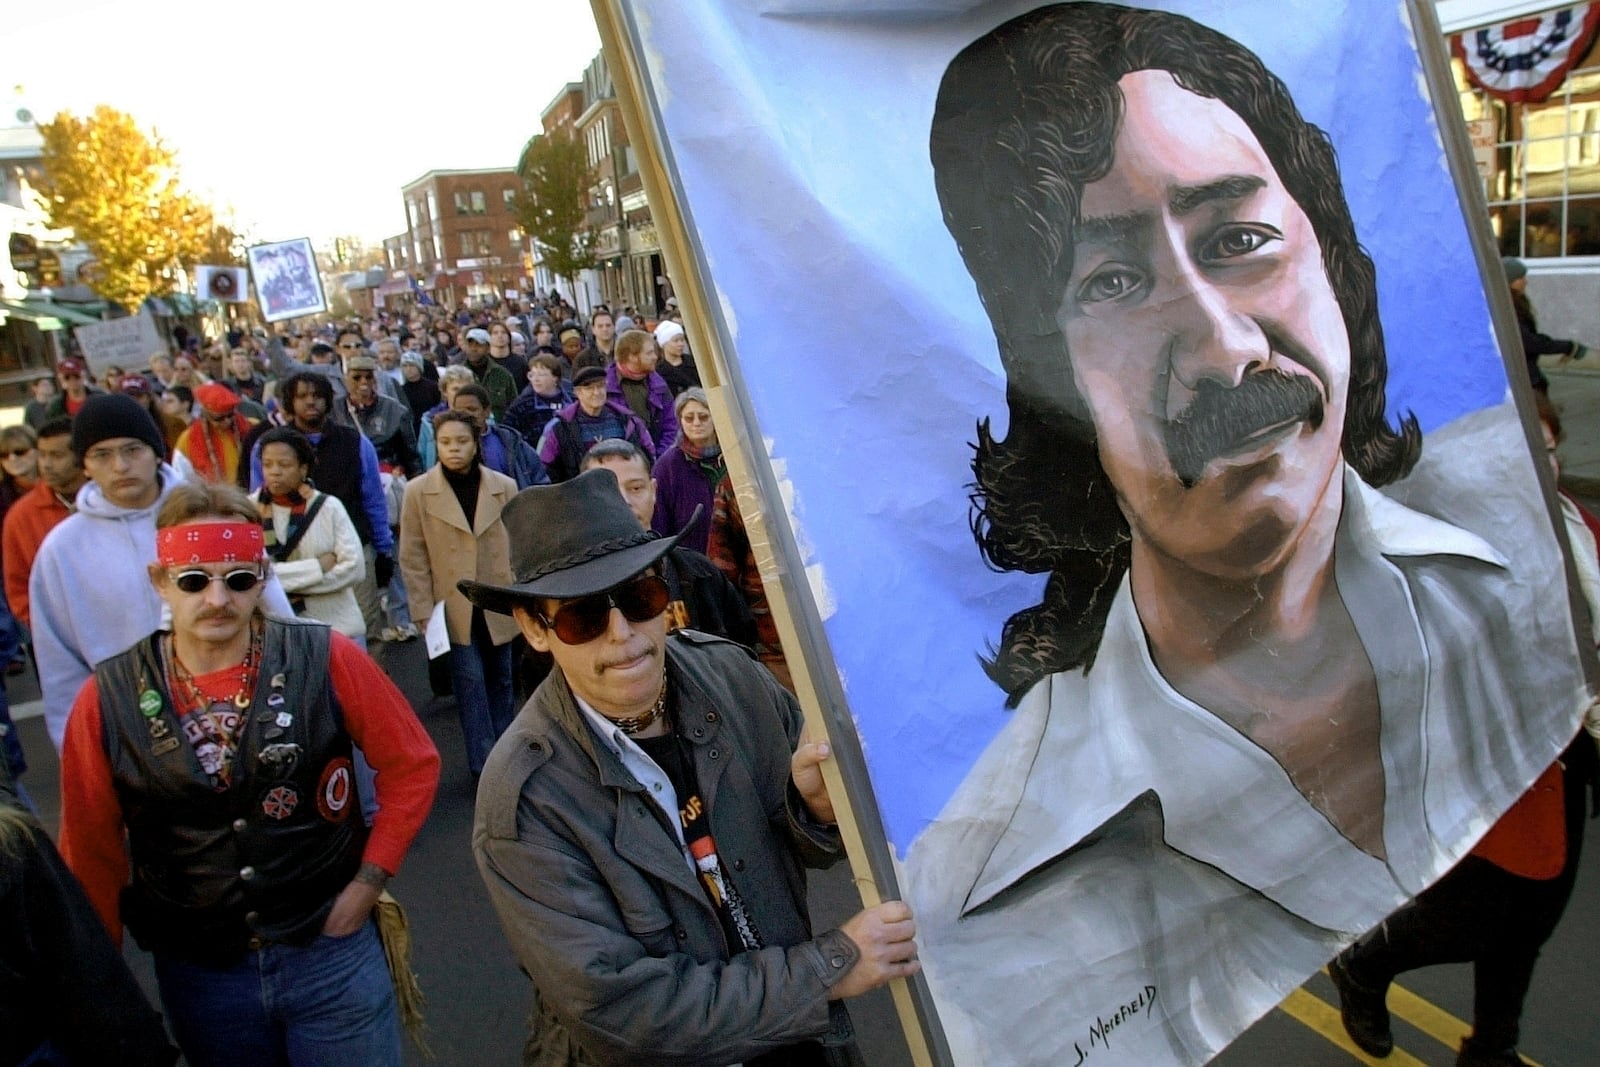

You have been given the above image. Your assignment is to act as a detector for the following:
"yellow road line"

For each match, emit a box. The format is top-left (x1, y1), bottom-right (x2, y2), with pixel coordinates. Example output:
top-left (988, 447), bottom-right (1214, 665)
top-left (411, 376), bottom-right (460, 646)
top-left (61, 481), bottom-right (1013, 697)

top-left (1278, 988), bottom-right (1431, 1066)
top-left (1387, 983), bottom-right (1469, 1054)
top-left (1291, 975), bottom-right (1545, 1067)
top-left (1385, 983), bottom-right (1544, 1067)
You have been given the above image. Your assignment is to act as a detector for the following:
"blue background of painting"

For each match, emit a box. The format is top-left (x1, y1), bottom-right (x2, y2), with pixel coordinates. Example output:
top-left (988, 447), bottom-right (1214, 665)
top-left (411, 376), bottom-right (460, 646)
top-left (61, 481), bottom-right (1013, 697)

top-left (626, 0), bottom-right (1511, 854)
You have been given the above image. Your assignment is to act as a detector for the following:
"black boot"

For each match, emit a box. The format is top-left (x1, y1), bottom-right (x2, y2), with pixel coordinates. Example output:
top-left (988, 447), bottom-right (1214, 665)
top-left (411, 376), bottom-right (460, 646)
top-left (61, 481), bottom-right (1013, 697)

top-left (1457, 1036), bottom-right (1529, 1066)
top-left (1328, 949), bottom-right (1394, 1057)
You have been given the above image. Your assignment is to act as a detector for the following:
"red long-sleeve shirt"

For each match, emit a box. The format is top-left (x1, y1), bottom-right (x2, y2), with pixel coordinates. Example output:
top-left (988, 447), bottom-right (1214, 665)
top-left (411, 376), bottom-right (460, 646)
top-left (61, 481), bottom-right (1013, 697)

top-left (58, 629), bottom-right (440, 941)
top-left (2, 480), bottom-right (73, 629)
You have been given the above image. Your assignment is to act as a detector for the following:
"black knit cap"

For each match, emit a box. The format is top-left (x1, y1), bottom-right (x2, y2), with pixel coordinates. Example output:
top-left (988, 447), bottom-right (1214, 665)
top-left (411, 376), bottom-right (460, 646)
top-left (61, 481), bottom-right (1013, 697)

top-left (71, 392), bottom-right (165, 461)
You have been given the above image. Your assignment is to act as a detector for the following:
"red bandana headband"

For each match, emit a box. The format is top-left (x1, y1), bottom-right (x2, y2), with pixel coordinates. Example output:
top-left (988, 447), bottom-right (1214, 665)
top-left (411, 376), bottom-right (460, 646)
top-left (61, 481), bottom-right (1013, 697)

top-left (156, 522), bottom-right (266, 567)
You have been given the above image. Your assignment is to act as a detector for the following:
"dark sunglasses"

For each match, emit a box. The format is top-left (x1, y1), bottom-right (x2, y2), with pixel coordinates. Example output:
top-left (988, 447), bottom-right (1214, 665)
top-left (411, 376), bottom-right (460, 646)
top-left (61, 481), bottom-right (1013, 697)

top-left (171, 568), bottom-right (263, 595)
top-left (538, 574), bottom-right (670, 645)
top-left (0, 448), bottom-right (33, 458)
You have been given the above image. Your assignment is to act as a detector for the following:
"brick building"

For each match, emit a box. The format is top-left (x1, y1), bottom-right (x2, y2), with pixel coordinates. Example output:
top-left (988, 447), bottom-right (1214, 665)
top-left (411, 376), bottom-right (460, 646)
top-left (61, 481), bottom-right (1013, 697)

top-left (576, 51), bottom-right (668, 315)
top-left (383, 168), bottom-right (526, 309)
top-left (542, 82), bottom-right (585, 136)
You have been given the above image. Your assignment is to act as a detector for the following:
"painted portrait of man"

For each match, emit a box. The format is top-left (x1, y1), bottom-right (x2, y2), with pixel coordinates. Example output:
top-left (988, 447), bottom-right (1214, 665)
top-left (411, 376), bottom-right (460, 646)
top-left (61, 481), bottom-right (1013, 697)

top-left (902, 4), bottom-right (1591, 1064)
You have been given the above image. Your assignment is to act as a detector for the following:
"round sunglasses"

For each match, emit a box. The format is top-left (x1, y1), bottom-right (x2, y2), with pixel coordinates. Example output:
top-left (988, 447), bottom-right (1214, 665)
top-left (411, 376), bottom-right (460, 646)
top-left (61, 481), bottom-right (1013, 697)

top-left (170, 568), bottom-right (264, 595)
top-left (538, 574), bottom-right (670, 645)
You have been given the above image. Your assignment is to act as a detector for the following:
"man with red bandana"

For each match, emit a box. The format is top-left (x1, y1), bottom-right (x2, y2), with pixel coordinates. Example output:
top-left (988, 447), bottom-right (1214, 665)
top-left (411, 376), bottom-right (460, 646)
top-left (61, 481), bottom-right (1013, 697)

top-left (58, 482), bottom-right (439, 1067)
top-left (31, 394), bottom-right (295, 751)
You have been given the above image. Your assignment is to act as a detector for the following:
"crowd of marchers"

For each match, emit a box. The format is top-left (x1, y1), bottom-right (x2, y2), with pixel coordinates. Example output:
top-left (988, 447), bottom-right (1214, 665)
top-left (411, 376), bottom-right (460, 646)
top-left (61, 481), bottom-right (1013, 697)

top-left (0, 291), bottom-right (918, 1067)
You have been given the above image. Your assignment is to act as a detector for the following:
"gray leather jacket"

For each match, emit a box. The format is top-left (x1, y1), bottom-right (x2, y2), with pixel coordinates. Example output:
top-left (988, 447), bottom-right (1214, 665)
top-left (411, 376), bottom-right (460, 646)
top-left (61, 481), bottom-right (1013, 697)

top-left (474, 630), bottom-right (858, 1066)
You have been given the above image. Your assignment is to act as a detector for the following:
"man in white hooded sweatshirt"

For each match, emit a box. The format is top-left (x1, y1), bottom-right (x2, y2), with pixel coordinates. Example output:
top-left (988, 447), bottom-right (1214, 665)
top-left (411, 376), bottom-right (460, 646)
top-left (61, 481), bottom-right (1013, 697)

top-left (30, 394), bottom-right (292, 750)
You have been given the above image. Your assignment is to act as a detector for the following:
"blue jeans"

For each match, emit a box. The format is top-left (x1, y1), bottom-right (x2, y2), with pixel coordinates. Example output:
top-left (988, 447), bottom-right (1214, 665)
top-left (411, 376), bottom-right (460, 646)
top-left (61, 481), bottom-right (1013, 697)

top-left (153, 918), bottom-right (400, 1067)
top-left (450, 609), bottom-right (515, 774)
top-left (383, 571), bottom-right (410, 629)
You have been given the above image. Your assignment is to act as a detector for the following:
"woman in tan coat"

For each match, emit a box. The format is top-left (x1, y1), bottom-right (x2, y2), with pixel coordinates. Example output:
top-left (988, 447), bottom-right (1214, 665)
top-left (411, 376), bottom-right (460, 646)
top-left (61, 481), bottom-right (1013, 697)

top-left (399, 411), bottom-right (520, 775)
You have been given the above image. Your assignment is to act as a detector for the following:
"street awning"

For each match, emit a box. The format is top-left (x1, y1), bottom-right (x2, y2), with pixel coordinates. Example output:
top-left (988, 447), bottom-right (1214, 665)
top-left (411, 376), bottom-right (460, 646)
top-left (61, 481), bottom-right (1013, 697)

top-left (0, 300), bottom-right (67, 331)
top-left (3, 298), bottom-right (103, 328)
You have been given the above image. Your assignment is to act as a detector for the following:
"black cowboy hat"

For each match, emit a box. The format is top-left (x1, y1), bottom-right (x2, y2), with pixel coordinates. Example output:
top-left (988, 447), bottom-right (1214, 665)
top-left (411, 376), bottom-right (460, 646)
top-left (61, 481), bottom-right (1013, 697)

top-left (457, 467), bottom-right (700, 615)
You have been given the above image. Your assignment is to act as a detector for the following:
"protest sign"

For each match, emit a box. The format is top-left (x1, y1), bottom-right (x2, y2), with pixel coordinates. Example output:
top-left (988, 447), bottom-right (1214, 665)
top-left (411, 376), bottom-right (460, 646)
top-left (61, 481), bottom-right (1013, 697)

top-left (196, 265), bottom-right (249, 303)
top-left (247, 237), bottom-right (325, 322)
top-left (73, 311), bottom-right (165, 377)
top-left (597, 2), bottom-right (1598, 1063)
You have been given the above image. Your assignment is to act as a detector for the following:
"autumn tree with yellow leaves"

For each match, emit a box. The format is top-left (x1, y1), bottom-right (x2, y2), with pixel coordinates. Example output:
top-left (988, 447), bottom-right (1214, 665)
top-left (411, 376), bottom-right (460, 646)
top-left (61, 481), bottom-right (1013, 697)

top-left (34, 106), bottom-right (243, 311)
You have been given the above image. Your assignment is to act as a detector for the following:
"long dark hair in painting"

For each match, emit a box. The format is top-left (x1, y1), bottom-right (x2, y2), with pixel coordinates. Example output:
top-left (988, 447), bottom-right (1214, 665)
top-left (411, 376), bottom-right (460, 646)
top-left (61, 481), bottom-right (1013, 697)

top-left (930, 2), bottom-right (1422, 704)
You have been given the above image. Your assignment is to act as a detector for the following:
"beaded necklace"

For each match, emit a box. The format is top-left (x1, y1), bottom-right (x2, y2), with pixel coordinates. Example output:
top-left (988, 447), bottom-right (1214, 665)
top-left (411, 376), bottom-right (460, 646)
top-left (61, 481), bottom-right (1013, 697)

top-left (610, 681), bottom-right (669, 736)
top-left (162, 618), bottom-right (264, 787)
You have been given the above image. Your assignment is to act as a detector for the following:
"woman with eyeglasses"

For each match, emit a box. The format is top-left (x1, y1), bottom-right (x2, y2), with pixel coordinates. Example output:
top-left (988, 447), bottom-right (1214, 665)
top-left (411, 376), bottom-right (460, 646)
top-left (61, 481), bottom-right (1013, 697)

top-left (650, 388), bottom-right (723, 555)
top-left (0, 426), bottom-right (39, 537)
top-left (398, 411), bottom-right (520, 775)
top-left (254, 427), bottom-right (366, 646)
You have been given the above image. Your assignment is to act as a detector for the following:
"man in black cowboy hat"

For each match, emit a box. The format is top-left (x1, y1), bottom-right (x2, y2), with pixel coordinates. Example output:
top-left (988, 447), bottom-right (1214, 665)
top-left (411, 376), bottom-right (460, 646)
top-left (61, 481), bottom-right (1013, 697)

top-left (466, 468), bottom-right (918, 1066)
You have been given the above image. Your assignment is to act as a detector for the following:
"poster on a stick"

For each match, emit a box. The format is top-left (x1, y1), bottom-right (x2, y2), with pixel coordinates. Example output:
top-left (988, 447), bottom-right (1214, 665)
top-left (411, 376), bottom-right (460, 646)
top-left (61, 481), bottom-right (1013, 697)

top-left (599, 1), bottom-right (1598, 1064)
top-left (246, 237), bottom-right (325, 323)
top-left (72, 310), bottom-right (165, 378)
top-left (195, 264), bottom-right (249, 303)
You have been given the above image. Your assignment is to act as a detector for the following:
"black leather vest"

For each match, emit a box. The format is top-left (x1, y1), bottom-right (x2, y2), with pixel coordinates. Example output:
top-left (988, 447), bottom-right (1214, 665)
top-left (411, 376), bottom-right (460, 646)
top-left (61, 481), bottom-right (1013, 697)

top-left (97, 617), bottom-right (367, 964)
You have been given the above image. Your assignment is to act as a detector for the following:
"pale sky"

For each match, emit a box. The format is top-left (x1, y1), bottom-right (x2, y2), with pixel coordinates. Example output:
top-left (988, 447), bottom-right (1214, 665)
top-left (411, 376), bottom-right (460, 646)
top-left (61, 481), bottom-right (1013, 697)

top-left (11, 0), bottom-right (601, 248)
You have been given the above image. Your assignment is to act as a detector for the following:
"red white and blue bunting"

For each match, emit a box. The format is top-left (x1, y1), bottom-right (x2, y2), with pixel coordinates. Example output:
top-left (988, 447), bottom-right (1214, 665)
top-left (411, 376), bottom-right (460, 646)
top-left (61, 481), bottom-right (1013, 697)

top-left (1454, 4), bottom-right (1600, 103)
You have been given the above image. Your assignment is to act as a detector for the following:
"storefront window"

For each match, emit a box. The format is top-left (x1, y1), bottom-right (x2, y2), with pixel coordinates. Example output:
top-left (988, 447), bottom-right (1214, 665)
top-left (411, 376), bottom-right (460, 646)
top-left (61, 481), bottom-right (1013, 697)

top-left (1457, 35), bottom-right (1600, 257)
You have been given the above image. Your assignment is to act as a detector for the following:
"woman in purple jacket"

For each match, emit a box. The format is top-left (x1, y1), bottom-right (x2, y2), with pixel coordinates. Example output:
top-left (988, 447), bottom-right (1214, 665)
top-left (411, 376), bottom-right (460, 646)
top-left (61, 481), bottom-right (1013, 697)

top-left (651, 387), bottom-right (723, 555)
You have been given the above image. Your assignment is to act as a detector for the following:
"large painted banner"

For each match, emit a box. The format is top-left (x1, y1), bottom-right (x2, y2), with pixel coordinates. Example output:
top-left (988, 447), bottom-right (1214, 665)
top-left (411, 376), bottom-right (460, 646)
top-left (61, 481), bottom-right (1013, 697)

top-left (601, 2), bottom-right (1596, 1063)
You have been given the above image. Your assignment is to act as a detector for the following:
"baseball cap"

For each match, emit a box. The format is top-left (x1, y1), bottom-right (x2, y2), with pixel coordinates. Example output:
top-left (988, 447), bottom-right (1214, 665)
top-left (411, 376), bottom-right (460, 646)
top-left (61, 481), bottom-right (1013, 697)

top-left (465, 328), bottom-right (491, 344)
top-left (56, 357), bottom-right (87, 378)
top-left (573, 366), bottom-right (607, 388)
